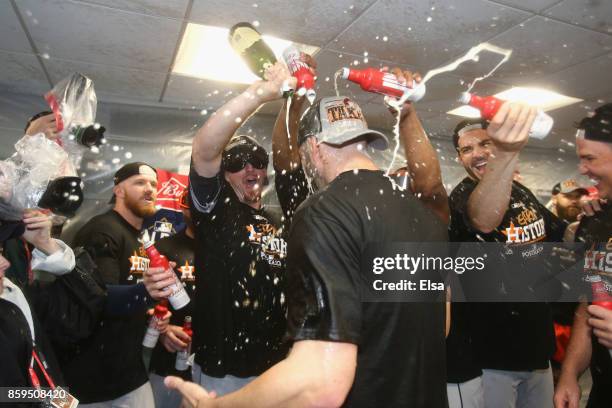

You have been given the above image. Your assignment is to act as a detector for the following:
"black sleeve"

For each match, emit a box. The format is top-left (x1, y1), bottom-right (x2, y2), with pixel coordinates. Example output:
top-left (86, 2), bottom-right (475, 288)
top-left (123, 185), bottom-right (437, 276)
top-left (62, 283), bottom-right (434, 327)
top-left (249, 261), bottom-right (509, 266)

top-left (286, 212), bottom-right (362, 344)
top-left (448, 181), bottom-right (477, 240)
top-left (188, 162), bottom-right (224, 214)
top-left (275, 168), bottom-right (310, 225)
top-left (24, 248), bottom-right (107, 345)
top-left (105, 284), bottom-right (153, 316)
top-left (78, 230), bottom-right (123, 285)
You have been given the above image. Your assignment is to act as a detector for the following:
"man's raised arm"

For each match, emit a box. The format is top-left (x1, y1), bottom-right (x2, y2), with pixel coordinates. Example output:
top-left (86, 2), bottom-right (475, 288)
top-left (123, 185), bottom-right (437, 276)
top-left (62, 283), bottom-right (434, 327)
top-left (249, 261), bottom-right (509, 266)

top-left (192, 63), bottom-right (297, 178)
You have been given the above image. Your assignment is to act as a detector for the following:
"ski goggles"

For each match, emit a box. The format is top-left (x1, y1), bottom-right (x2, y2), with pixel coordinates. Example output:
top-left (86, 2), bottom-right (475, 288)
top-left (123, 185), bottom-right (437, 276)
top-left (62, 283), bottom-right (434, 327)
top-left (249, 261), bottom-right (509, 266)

top-left (222, 153), bottom-right (269, 173)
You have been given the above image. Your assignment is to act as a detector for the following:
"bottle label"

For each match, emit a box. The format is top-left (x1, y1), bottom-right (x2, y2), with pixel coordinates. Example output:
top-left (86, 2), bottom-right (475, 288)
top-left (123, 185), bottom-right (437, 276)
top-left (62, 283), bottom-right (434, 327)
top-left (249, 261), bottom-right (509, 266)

top-left (382, 73), bottom-right (407, 92)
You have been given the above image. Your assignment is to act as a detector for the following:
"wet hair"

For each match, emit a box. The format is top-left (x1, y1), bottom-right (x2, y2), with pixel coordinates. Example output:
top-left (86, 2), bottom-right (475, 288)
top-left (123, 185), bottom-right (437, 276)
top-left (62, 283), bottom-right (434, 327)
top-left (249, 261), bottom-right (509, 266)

top-left (452, 118), bottom-right (488, 150)
top-left (577, 103), bottom-right (612, 144)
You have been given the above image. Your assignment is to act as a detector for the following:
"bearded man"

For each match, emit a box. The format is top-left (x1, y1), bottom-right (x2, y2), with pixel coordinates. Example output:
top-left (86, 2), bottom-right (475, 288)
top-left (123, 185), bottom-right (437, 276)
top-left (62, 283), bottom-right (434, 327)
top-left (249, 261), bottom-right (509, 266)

top-left (63, 162), bottom-right (169, 407)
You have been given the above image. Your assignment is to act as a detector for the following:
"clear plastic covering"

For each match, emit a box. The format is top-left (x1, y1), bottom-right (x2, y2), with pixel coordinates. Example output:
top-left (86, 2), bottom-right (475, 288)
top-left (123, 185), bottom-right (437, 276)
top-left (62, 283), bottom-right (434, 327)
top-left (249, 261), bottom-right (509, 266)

top-left (0, 73), bottom-right (98, 220)
top-left (45, 72), bottom-right (97, 133)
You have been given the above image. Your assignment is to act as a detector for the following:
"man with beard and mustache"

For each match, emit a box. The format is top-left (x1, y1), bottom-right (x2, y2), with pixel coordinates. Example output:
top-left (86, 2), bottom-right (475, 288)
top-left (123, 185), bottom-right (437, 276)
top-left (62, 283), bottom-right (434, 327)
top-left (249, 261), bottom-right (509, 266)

top-left (548, 178), bottom-right (588, 383)
top-left (551, 179), bottom-right (589, 223)
top-left (555, 103), bottom-right (612, 408)
top-left (64, 162), bottom-right (176, 407)
top-left (448, 105), bottom-right (567, 408)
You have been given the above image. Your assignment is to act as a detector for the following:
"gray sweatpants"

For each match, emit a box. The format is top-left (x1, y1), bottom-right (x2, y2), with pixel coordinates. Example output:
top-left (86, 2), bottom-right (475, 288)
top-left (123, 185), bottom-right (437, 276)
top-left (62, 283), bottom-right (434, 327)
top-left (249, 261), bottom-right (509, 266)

top-left (78, 381), bottom-right (155, 408)
top-left (192, 363), bottom-right (256, 397)
top-left (447, 376), bottom-right (485, 408)
top-left (482, 366), bottom-right (553, 408)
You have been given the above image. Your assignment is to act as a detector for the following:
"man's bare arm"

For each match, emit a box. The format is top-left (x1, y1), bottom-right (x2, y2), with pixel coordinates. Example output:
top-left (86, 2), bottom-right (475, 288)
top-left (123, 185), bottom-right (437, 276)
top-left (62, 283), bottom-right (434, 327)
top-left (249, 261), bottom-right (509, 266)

top-left (554, 302), bottom-right (592, 408)
top-left (467, 102), bottom-right (537, 233)
top-left (388, 68), bottom-right (449, 224)
top-left (167, 340), bottom-right (357, 408)
top-left (272, 97), bottom-right (304, 172)
top-left (192, 63), bottom-right (297, 178)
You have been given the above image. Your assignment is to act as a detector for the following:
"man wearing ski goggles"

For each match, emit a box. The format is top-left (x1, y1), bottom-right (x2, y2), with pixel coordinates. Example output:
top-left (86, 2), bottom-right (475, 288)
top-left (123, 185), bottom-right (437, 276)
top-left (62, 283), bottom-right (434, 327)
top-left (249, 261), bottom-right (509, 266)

top-left (221, 137), bottom-right (269, 174)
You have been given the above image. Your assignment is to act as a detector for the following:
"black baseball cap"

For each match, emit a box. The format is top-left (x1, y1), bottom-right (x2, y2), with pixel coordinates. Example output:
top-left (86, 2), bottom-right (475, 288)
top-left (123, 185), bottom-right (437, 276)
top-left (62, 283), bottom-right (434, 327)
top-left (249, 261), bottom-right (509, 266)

top-left (453, 118), bottom-right (488, 150)
top-left (221, 135), bottom-right (269, 173)
top-left (109, 162), bottom-right (156, 204)
top-left (577, 103), bottom-right (612, 143)
top-left (298, 96), bottom-right (388, 150)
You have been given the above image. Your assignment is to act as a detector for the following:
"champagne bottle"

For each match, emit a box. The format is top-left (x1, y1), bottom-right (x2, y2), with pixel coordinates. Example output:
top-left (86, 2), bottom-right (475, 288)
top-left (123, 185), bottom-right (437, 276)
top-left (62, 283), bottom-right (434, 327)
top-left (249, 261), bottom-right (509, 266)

top-left (228, 22), bottom-right (277, 80)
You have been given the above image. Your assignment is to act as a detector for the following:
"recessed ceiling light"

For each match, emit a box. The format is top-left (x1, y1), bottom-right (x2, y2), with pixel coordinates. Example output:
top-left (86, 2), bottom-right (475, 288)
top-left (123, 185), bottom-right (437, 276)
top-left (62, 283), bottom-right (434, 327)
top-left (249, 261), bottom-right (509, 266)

top-left (173, 23), bottom-right (319, 84)
top-left (447, 87), bottom-right (583, 117)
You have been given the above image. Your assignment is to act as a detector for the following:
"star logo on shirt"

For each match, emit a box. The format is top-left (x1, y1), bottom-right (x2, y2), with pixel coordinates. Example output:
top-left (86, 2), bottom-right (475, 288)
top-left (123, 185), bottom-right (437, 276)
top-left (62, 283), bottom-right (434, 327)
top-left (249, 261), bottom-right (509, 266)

top-left (179, 261), bottom-right (195, 282)
top-left (129, 250), bottom-right (149, 276)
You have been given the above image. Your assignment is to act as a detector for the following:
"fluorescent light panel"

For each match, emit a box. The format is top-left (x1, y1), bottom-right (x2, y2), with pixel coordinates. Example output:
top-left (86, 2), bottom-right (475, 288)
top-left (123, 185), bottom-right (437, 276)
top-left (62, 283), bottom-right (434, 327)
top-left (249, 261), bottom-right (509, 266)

top-left (448, 87), bottom-right (583, 118)
top-left (173, 23), bottom-right (319, 84)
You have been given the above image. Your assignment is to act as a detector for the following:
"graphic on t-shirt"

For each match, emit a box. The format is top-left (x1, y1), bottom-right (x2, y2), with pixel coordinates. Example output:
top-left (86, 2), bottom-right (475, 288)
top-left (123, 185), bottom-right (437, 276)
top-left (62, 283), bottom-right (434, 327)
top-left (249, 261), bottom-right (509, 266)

top-left (179, 260), bottom-right (195, 282)
top-left (246, 223), bottom-right (288, 266)
top-left (584, 245), bottom-right (612, 276)
top-left (128, 245), bottom-right (149, 281)
top-left (152, 219), bottom-right (174, 241)
top-left (503, 207), bottom-right (546, 244)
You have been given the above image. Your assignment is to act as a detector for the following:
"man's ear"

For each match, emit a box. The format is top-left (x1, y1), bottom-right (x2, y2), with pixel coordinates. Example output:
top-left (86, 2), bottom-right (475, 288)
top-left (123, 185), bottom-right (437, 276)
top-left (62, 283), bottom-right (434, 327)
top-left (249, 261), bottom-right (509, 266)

top-left (114, 184), bottom-right (124, 200)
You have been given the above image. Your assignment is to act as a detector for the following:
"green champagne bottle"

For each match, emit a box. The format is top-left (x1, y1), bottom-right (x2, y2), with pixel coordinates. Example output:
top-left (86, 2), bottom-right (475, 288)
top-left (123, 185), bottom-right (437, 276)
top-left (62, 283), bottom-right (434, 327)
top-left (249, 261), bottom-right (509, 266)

top-left (228, 22), bottom-right (277, 79)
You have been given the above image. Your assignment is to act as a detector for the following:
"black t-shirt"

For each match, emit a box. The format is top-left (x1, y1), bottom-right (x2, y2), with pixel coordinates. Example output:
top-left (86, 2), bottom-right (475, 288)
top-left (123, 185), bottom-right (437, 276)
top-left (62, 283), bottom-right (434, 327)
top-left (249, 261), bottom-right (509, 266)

top-left (189, 166), bottom-right (308, 377)
top-left (149, 230), bottom-right (196, 379)
top-left (575, 203), bottom-right (612, 408)
top-left (449, 177), bottom-right (563, 371)
top-left (64, 210), bottom-right (151, 403)
top-left (0, 298), bottom-right (65, 408)
top-left (287, 170), bottom-right (448, 408)
top-left (446, 302), bottom-right (482, 383)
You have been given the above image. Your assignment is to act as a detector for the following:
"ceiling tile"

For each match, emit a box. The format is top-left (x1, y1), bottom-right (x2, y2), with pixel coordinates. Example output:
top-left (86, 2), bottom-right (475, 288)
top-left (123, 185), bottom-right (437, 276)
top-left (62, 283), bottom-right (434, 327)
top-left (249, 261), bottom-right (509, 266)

top-left (545, 0), bottom-right (612, 34)
top-left (45, 58), bottom-right (166, 101)
top-left (72, 0), bottom-right (189, 19)
top-left (0, 51), bottom-right (49, 95)
top-left (489, 0), bottom-right (560, 13)
top-left (455, 16), bottom-right (612, 82)
top-left (163, 74), bottom-right (249, 107)
top-left (16, 0), bottom-right (182, 72)
top-left (330, 0), bottom-right (530, 72)
top-left (532, 52), bottom-right (612, 101)
top-left (189, 0), bottom-right (377, 46)
top-left (0, 1), bottom-right (32, 53)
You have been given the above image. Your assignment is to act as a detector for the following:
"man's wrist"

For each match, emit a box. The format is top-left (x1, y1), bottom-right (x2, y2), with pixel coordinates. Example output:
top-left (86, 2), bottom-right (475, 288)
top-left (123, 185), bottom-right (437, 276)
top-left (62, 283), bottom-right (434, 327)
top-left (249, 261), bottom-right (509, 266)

top-left (34, 238), bottom-right (61, 255)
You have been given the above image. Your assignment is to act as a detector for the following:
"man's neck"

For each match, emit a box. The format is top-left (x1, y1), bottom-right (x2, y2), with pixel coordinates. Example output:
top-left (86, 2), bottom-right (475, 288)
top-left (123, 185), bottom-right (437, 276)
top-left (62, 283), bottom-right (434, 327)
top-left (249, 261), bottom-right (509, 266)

top-left (114, 205), bottom-right (143, 230)
top-left (242, 197), bottom-right (262, 210)
top-left (185, 225), bottom-right (195, 239)
top-left (330, 155), bottom-right (379, 182)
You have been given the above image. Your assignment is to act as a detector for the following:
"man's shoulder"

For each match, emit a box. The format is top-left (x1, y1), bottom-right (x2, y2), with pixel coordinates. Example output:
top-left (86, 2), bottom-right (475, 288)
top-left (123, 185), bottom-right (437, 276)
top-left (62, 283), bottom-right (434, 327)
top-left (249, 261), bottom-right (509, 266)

top-left (449, 177), bottom-right (475, 202)
top-left (74, 211), bottom-right (125, 243)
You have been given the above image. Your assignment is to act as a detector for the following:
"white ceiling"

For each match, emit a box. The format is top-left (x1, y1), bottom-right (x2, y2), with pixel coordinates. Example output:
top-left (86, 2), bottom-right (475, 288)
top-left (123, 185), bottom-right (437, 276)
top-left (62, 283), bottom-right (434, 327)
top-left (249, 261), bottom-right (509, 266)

top-left (0, 0), bottom-right (611, 151)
